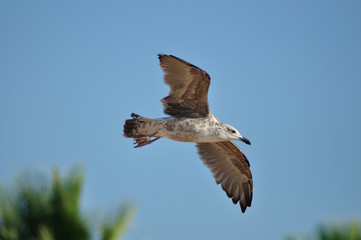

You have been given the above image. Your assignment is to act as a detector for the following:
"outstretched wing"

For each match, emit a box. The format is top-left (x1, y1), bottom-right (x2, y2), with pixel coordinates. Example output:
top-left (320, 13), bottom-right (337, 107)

top-left (158, 54), bottom-right (211, 118)
top-left (196, 141), bottom-right (253, 213)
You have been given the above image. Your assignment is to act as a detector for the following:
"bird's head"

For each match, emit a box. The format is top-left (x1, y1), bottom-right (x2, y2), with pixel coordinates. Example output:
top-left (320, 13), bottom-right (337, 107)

top-left (223, 124), bottom-right (251, 145)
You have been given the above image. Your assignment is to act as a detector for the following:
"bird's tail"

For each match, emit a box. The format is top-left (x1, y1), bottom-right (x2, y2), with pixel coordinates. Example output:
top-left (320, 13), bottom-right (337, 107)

top-left (123, 113), bottom-right (160, 138)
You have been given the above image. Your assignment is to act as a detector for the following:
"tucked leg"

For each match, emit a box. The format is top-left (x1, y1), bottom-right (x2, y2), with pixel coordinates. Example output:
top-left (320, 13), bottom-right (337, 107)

top-left (133, 131), bottom-right (160, 148)
top-left (134, 136), bottom-right (160, 148)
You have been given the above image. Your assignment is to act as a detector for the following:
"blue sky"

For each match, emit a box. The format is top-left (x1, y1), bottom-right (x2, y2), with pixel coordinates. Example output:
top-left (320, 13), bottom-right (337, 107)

top-left (1, 1), bottom-right (361, 239)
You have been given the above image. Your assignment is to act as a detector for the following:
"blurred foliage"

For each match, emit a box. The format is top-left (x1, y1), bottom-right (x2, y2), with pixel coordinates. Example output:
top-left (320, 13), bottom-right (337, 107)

top-left (286, 220), bottom-right (361, 240)
top-left (0, 167), bottom-right (135, 240)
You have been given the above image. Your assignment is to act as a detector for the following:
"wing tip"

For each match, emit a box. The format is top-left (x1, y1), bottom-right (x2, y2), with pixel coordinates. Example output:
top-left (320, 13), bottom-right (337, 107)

top-left (157, 53), bottom-right (166, 59)
top-left (240, 204), bottom-right (247, 213)
top-left (158, 53), bottom-right (175, 61)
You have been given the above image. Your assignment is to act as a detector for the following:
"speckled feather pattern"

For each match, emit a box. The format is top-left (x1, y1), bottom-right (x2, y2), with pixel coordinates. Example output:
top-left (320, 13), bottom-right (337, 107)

top-left (127, 113), bottom-right (225, 142)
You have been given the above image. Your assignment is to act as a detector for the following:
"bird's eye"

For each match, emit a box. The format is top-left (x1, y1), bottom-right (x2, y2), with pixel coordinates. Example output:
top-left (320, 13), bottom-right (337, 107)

top-left (229, 129), bottom-right (236, 133)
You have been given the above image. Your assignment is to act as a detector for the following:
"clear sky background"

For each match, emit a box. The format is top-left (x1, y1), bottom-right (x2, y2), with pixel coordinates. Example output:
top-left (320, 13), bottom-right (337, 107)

top-left (1, 1), bottom-right (361, 240)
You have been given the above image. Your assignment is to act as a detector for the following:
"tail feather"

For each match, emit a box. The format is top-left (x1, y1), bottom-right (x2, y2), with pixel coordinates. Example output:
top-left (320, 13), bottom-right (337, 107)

top-left (123, 119), bottom-right (138, 138)
top-left (123, 113), bottom-right (158, 138)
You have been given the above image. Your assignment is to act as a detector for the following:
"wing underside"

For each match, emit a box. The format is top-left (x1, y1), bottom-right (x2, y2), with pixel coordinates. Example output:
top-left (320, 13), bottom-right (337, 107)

top-left (158, 54), bottom-right (211, 117)
top-left (196, 141), bottom-right (253, 213)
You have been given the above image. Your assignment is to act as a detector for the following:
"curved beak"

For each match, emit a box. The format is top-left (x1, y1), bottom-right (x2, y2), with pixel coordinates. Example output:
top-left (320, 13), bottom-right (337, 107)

top-left (239, 137), bottom-right (251, 145)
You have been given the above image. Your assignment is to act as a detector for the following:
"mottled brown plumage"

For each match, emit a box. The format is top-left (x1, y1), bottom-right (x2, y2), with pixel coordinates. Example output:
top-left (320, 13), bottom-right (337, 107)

top-left (159, 54), bottom-right (211, 117)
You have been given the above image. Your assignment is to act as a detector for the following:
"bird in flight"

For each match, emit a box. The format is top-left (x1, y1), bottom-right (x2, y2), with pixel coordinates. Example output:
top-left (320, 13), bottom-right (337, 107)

top-left (123, 54), bottom-right (253, 213)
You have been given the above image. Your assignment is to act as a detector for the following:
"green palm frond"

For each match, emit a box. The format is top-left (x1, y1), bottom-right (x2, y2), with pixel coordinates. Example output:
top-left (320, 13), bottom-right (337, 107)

top-left (286, 220), bottom-right (361, 240)
top-left (0, 167), bottom-right (135, 240)
top-left (317, 220), bottom-right (361, 240)
top-left (100, 203), bottom-right (136, 240)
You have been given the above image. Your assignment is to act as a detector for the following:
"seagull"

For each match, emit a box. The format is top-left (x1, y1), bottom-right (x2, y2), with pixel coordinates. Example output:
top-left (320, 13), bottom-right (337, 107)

top-left (123, 54), bottom-right (253, 213)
